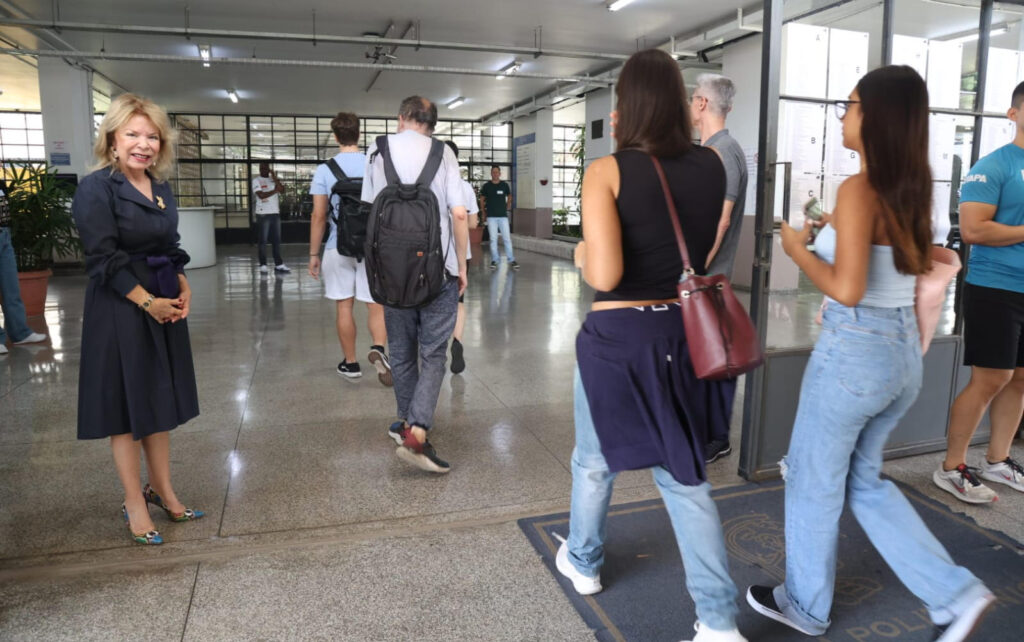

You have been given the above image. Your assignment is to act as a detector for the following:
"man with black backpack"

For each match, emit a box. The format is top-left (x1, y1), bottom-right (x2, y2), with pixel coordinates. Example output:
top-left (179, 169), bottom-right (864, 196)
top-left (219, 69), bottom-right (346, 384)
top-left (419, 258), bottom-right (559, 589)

top-left (362, 96), bottom-right (469, 474)
top-left (308, 112), bottom-right (391, 386)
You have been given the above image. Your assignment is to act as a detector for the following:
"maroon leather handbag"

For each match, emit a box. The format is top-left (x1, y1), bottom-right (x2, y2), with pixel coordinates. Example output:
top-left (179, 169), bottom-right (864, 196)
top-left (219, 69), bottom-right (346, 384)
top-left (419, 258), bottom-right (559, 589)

top-left (650, 155), bottom-right (764, 380)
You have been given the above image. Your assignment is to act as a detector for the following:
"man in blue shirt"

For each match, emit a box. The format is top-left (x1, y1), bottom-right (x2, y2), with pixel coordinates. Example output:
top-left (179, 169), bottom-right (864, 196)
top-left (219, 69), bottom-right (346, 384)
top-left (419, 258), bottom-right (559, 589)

top-left (308, 112), bottom-right (391, 385)
top-left (934, 82), bottom-right (1024, 504)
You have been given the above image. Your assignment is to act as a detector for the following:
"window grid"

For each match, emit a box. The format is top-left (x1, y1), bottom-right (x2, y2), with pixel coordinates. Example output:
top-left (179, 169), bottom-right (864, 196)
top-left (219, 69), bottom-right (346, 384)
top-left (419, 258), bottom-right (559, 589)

top-left (0, 112), bottom-right (46, 164)
top-left (552, 125), bottom-right (584, 226)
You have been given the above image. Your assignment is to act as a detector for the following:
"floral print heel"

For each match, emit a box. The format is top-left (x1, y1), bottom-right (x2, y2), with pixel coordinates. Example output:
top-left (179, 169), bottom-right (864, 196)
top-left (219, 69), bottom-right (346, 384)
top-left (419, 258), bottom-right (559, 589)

top-left (122, 504), bottom-right (162, 545)
top-left (143, 484), bottom-right (205, 522)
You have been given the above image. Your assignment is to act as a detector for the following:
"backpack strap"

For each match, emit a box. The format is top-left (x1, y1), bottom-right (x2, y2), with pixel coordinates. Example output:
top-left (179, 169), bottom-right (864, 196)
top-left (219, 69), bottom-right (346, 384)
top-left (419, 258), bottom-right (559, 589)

top-left (415, 139), bottom-right (446, 188)
top-left (375, 135), bottom-right (401, 187)
top-left (325, 158), bottom-right (348, 183)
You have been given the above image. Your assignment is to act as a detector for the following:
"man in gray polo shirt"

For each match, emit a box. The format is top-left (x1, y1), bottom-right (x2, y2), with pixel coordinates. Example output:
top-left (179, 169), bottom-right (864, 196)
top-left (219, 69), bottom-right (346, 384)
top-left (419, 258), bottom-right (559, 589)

top-left (691, 73), bottom-right (748, 464)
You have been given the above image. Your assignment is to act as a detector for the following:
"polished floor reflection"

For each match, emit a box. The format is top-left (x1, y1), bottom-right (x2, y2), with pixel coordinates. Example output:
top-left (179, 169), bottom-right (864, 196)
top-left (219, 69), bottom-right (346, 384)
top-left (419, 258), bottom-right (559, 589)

top-left (1, 245), bottom-right (1021, 640)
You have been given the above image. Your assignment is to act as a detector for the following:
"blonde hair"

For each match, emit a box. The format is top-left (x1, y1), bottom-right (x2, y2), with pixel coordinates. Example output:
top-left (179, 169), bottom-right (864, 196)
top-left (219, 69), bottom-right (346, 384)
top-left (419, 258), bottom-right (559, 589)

top-left (93, 93), bottom-right (176, 181)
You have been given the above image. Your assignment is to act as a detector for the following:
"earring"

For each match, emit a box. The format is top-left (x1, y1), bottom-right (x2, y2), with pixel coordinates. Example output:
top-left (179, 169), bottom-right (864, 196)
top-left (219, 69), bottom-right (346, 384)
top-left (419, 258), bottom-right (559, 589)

top-left (112, 150), bottom-right (119, 161)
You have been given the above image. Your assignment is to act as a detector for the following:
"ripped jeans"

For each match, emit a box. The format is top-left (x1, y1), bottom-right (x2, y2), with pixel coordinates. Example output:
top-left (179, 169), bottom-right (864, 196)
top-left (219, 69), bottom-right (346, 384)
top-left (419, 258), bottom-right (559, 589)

top-left (776, 303), bottom-right (986, 634)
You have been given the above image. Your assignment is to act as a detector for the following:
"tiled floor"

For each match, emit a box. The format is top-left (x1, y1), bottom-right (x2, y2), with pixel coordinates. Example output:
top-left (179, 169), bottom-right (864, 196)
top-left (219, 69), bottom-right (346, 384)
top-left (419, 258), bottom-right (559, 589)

top-left (1, 245), bottom-right (1020, 641)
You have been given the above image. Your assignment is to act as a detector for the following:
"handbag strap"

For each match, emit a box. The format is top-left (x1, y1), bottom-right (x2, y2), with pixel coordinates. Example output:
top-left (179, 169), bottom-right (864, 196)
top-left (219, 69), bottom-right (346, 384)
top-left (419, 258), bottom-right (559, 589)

top-left (649, 155), bottom-right (695, 275)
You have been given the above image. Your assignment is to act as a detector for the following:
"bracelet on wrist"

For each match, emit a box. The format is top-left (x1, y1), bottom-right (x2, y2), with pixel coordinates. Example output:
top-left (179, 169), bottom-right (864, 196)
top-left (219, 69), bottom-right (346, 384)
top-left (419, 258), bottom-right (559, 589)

top-left (138, 294), bottom-right (155, 310)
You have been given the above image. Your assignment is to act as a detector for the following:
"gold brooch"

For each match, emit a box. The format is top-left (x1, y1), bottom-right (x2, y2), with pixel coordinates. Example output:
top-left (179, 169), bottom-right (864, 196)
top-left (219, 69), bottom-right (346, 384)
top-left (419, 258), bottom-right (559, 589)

top-left (155, 195), bottom-right (166, 210)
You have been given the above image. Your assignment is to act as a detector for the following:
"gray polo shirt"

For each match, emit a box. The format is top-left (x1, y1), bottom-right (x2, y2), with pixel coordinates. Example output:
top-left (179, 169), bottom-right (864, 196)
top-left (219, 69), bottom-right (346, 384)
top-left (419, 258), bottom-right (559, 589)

top-left (361, 130), bottom-right (465, 278)
top-left (704, 129), bottom-right (747, 279)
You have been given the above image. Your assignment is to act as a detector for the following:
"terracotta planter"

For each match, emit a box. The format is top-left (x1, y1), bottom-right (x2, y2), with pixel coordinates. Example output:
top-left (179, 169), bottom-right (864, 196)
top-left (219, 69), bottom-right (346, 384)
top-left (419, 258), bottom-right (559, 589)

top-left (17, 269), bottom-right (51, 317)
top-left (469, 226), bottom-right (485, 246)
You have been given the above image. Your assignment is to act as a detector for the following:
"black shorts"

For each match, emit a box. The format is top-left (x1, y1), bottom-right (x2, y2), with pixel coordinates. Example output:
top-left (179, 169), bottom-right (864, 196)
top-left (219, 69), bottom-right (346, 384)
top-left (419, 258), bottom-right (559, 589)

top-left (458, 293), bottom-right (465, 304)
top-left (962, 282), bottom-right (1024, 369)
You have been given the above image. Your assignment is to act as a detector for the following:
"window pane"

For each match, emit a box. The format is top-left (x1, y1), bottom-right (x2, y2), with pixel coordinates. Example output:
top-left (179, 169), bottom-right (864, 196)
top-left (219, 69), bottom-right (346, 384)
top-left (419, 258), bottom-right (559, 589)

top-left (224, 116), bottom-right (247, 130)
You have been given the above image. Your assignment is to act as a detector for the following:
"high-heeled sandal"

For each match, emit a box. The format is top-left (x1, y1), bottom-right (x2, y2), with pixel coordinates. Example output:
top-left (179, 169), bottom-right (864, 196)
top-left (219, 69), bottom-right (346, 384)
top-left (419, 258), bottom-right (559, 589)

top-left (122, 504), bottom-right (163, 545)
top-left (143, 484), bottom-right (205, 522)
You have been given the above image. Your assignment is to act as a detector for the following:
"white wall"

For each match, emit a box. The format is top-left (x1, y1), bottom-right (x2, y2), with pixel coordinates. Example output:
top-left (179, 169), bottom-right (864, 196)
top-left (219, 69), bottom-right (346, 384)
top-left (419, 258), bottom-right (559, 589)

top-left (38, 58), bottom-right (95, 179)
top-left (721, 35), bottom-right (762, 158)
top-left (584, 87), bottom-right (614, 165)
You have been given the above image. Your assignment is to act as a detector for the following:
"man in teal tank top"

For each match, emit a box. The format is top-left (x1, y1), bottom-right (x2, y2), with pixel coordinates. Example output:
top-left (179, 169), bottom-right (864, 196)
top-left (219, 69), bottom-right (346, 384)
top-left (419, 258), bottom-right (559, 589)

top-left (934, 81), bottom-right (1024, 504)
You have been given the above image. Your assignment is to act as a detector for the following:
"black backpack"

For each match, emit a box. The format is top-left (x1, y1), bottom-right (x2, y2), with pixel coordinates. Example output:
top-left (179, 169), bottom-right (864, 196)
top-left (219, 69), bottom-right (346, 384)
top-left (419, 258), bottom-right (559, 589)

top-left (325, 159), bottom-right (368, 260)
top-left (363, 136), bottom-right (449, 309)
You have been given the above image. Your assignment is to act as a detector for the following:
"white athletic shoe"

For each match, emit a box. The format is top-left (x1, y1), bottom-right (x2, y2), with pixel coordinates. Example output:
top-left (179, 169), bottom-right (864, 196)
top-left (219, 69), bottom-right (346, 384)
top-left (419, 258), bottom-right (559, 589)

top-left (554, 537), bottom-right (601, 595)
top-left (681, 622), bottom-right (748, 642)
top-left (979, 457), bottom-right (1024, 493)
top-left (258, 265), bottom-right (269, 274)
top-left (934, 590), bottom-right (995, 642)
top-left (274, 264), bottom-right (291, 273)
top-left (13, 332), bottom-right (47, 345)
top-left (0, 344), bottom-right (8, 355)
top-left (933, 465), bottom-right (998, 504)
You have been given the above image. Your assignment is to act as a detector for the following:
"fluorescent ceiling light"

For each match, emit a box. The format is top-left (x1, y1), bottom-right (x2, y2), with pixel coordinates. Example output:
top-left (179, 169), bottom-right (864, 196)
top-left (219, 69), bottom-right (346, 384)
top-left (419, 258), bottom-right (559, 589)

top-left (607, 0), bottom-right (637, 11)
top-left (227, 89), bottom-right (239, 103)
top-left (198, 44), bottom-right (211, 67)
top-left (447, 96), bottom-right (466, 110)
top-left (496, 60), bottom-right (522, 80)
top-left (944, 23), bottom-right (1010, 44)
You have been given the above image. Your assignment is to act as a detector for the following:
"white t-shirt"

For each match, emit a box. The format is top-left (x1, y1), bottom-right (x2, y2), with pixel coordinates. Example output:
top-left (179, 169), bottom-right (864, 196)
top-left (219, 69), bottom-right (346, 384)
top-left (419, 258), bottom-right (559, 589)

top-left (252, 176), bottom-right (279, 215)
top-left (459, 179), bottom-right (479, 260)
top-left (361, 130), bottom-right (465, 277)
top-left (309, 151), bottom-right (365, 248)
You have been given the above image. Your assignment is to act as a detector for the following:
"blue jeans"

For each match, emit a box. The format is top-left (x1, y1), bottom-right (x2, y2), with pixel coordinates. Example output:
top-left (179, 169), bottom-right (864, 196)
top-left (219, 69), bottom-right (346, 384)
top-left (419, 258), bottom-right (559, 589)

top-left (256, 214), bottom-right (283, 267)
top-left (777, 303), bottom-right (986, 634)
top-left (487, 217), bottom-right (515, 263)
top-left (567, 367), bottom-right (739, 631)
top-left (0, 227), bottom-right (32, 344)
top-left (384, 278), bottom-right (459, 429)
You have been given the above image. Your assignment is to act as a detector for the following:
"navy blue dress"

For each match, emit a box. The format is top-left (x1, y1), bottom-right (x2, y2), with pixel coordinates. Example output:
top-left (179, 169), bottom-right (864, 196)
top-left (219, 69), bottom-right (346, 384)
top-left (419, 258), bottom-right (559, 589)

top-left (72, 169), bottom-right (199, 440)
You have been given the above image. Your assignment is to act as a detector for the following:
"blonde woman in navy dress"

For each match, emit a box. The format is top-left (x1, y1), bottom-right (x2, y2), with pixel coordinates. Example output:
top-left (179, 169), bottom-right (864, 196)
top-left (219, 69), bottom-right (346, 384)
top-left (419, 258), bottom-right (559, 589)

top-left (72, 94), bottom-right (203, 545)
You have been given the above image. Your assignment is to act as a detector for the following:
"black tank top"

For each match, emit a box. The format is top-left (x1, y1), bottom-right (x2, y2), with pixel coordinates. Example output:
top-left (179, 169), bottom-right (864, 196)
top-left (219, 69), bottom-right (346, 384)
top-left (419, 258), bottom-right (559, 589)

top-left (593, 147), bottom-right (725, 303)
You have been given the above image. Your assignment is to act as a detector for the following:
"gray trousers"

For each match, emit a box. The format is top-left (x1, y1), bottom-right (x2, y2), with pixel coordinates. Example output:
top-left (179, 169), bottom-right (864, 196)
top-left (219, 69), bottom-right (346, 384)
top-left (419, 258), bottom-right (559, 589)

top-left (385, 278), bottom-right (459, 430)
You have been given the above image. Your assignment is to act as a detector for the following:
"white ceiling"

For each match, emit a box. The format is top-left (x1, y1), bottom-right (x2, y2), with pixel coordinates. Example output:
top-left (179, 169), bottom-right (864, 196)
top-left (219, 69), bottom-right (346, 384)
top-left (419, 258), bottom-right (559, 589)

top-left (0, 0), bottom-right (749, 119)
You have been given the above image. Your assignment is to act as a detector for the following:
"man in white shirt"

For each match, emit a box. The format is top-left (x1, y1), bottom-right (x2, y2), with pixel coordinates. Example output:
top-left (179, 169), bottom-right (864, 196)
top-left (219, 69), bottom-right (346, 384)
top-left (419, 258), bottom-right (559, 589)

top-left (362, 96), bottom-right (469, 473)
top-left (252, 162), bottom-right (290, 274)
top-left (309, 112), bottom-right (391, 385)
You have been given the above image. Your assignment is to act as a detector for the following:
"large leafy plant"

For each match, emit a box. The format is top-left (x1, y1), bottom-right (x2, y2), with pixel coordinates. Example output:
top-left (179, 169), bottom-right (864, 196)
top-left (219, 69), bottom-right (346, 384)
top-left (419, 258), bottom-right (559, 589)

top-left (4, 162), bottom-right (80, 271)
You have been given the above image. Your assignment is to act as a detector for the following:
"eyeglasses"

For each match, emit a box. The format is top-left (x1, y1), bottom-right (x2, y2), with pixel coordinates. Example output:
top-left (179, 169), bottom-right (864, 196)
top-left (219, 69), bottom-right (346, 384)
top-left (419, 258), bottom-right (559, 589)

top-left (691, 94), bottom-right (708, 104)
top-left (834, 100), bottom-right (860, 120)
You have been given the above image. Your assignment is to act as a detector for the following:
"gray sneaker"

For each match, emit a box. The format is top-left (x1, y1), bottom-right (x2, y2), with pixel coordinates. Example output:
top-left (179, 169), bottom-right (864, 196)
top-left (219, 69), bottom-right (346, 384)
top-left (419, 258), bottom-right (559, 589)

top-left (979, 457), bottom-right (1024, 493)
top-left (933, 464), bottom-right (998, 504)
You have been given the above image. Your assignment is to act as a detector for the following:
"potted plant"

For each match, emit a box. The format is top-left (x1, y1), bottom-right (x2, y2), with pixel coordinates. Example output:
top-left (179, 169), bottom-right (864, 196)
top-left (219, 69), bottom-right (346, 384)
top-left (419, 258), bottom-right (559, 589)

top-left (4, 162), bottom-right (79, 316)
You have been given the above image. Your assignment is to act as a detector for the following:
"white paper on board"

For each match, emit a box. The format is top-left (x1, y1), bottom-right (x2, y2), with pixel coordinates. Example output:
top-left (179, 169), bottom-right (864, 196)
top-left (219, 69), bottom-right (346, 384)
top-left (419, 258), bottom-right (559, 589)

top-left (984, 48), bottom-right (1020, 113)
top-left (781, 23), bottom-right (829, 98)
top-left (978, 117), bottom-right (1017, 158)
top-left (932, 181), bottom-right (953, 245)
top-left (892, 35), bottom-right (929, 80)
top-left (929, 114), bottom-right (958, 182)
top-left (824, 115), bottom-right (860, 177)
top-left (827, 28), bottom-right (870, 100)
top-left (788, 174), bottom-right (823, 228)
top-left (926, 40), bottom-right (964, 109)
top-left (822, 176), bottom-right (844, 214)
top-left (777, 101), bottom-right (827, 176)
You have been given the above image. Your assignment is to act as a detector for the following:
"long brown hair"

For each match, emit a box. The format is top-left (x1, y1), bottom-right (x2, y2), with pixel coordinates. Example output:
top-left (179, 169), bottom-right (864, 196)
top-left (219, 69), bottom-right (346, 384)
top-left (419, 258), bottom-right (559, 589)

top-left (614, 49), bottom-right (692, 157)
top-left (856, 66), bottom-right (933, 275)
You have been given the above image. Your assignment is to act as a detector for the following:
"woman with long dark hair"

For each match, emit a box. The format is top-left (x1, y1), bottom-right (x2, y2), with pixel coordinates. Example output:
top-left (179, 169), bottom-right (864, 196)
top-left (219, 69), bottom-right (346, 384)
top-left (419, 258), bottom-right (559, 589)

top-left (556, 49), bottom-right (746, 642)
top-left (746, 66), bottom-right (992, 641)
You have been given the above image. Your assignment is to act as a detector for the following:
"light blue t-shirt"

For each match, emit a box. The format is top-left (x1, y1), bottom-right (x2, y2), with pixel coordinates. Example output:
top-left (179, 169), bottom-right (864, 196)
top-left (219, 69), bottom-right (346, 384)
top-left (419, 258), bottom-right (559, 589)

top-left (960, 142), bottom-right (1024, 294)
top-left (310, 151), bottom-right (365, 248)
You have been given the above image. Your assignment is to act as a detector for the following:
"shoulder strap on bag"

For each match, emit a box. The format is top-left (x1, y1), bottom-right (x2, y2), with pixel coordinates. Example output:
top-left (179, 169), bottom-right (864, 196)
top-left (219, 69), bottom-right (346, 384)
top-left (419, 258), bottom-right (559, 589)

top-left (376, 135), bottom-right (401, 187)
top-left (649, 155), bottom-right (694, 275)
top-left (325, 158), bottom-right (348, 183)
top-left (415, 139), bottom-right (446, 188)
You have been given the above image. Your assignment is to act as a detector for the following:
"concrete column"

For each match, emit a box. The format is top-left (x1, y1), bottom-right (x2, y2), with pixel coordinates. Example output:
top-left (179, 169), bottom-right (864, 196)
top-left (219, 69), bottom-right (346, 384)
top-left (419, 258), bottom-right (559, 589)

top-left (584, 87), bottom-right (615, 167)
top-left (37, 57), bottom-right (94, 179)
top-left (511, 108), bottom-right (554, 239)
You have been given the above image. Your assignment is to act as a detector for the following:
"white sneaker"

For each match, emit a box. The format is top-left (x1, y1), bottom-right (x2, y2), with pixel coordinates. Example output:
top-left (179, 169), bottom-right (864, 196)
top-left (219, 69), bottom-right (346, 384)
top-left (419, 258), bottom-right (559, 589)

top-left (554, 537), bottom-right (601, 595)
top-left (979, 457), bottom-right (1024, 493)
top-left (13, 332), bottom-right (47, 345)
top-left (933, 465), bottom-right (998, 504)
top-left (258, 265), bottom-right (269, 274)
top-left (274, 264), bottom-right (291, 273)
top-left (0, 344), bottom-right (8, 355)
top-left (934, 590), bottom-right (995, 642)
top-left (682, 622), bottom-right (748, 642)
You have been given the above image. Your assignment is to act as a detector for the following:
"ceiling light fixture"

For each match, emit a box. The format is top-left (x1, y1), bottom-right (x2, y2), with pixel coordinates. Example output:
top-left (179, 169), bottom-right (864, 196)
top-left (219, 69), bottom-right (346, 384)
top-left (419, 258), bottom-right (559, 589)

top-left (943, 22), bottom-right (1011, 45)
top-left (447, 96), bottom-right (466, 110)
top-left (227, 89), bottom-right (239, 103)
top-left (607, 0), bottom-right (638, 11)
top-left (496, 60), bottom-right (522, 80)
top-left (198, 44), bottom-right (211, 67)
